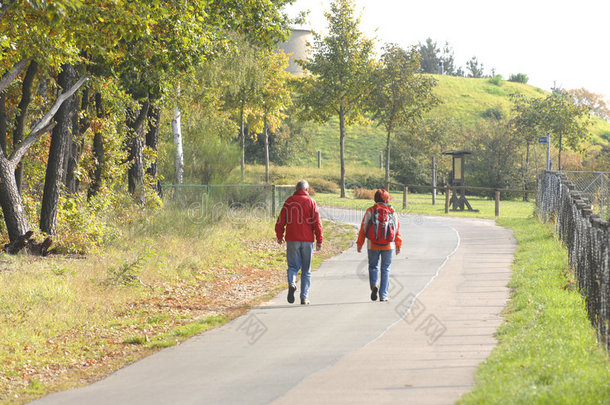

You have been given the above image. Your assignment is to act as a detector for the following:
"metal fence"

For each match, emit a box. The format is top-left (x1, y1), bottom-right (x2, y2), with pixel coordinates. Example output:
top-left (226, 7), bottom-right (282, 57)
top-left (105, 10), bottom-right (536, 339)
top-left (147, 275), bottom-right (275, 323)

top-left (562, 171), bottom-right (610, 220)
top-left (537, 171), bottom-right (610, 350)
top-left (160, 184), bottom-right (296, 219)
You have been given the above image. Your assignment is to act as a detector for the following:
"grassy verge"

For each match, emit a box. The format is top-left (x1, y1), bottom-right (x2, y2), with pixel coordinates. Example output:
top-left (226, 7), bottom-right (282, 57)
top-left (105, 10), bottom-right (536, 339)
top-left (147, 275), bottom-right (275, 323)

top-left (458, 217), bottom-right (610, 404)
top-left (315, 191), bottom-right (535, 219)
top-left (0, 208), bottom-right (356, 404)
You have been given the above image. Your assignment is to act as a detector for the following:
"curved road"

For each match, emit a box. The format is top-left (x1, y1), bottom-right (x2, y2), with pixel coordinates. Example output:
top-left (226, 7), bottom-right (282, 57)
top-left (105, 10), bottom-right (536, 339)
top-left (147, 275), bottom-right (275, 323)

top-left (32, 208), bottom-right (515, 405)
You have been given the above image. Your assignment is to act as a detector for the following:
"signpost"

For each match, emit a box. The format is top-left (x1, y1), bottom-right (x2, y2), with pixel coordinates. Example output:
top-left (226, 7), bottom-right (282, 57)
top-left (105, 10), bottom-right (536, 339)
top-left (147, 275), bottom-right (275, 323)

top-left (539, 133), bottom-right (551, 170)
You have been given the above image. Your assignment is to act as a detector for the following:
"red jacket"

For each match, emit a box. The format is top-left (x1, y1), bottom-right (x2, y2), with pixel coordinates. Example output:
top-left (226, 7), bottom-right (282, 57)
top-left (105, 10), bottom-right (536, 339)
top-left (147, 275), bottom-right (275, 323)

top-left (275, 190), bottom-right (323, 243)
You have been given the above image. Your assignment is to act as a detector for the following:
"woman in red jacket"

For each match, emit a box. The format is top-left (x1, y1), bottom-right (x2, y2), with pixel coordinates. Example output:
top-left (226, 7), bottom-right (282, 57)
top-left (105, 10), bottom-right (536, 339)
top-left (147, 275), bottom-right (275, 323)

top-left (356, 189), bottom-right (402, 302)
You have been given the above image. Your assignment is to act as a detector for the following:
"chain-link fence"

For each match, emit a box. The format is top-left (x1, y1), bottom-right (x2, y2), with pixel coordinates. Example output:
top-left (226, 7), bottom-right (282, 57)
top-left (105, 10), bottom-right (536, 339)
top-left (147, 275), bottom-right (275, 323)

top-left (562, 171), bottom-right (610, 220)
top-left (160, 184), bottom-right (296, 219)
top-left (537, 171), bottom-right (610, 350)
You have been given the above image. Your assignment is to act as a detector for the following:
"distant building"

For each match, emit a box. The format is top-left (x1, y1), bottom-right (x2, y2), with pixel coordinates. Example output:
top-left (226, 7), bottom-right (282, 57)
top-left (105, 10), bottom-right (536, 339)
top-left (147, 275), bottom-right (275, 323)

top-left (278, 28), bottom-right (313, 75)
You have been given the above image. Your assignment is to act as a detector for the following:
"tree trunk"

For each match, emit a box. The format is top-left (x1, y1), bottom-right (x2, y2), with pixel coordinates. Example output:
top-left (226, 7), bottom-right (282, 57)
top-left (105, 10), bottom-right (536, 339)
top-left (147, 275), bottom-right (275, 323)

top-left (240, 100), bottom-right (245, 181)
top-left (127, 100), bottom-right (149, 203)
top-left (65, 89), bottom-right (90, 194)
top-left (0, 151), bottom-right (29, 242)
top-left (385, 127), bottom-right (392, 187)
top-left (88, 93), bottom-right (105, 199)
top-left (339, 105), bottom-right (346, 198)
top-left (13, 60), bottom-right (38, 193)
top-left (40, 64), bottom-right (76, 235)
top-left (146, 105), bottom-right (161, 196)
top-left (0, 91), bottom-right (6, 154)
top-left (264, 117), bottom-right (270, 184)
top-left (172, 105), bottom-right (184, 184)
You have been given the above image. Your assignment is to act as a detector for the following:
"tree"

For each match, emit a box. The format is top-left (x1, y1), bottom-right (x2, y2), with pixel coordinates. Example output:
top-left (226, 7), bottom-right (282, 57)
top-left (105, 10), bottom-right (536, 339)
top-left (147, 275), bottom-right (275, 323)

top-left (467, 119), bottom-right (521, 190)
top-left (418, 38), bottom-right (440, 74)
top-left (418, 38), bottom-right (457, 75)
top-left (172, 87), bottom-right (184, 184)
top-left (510, 93), bottom-right (542, 199)
top-left (221, 37), bottom-right (265, 181)
top-left (391, 117), bottom-right (459, 186)
top-left (511, 92), bottom-right (592, 172)
top-left (250, 49), bottom-right (292, 183)
top-left (298, 0), bottom-right (375, 197)
top-left (12, 60), bottom-right (38, 193)
top-left (0, 0), bottom-right (294, 247)
top-left (466, 56), bottom-right (484, 78)
top-left (370, 44), bottom-right (439, 185)
top-left (0, 75), bottom-right (87, 242)
top-left (542, 92), bottom-right (592, 170)
top-left (567, 88), bottom-right (610, 120)
top-left (40, 64), bottom-right (78, 235)
top-left (508, 73), bottom-right (529, 84)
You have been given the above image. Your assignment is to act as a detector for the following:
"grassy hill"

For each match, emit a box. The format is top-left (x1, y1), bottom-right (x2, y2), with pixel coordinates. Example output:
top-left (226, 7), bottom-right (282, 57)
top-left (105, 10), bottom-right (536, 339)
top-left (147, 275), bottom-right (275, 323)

top-left (305, 75), bottom-right (610, 168)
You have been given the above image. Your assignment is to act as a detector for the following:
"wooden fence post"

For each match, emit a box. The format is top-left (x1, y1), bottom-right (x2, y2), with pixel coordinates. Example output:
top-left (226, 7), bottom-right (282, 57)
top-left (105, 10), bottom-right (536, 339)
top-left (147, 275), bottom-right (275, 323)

top-left (495, 189), bottom-right (500, 217)
top-left (403, 186), bottom-right (408, 209)
top-left (445, 187), bottom-right (450, 214)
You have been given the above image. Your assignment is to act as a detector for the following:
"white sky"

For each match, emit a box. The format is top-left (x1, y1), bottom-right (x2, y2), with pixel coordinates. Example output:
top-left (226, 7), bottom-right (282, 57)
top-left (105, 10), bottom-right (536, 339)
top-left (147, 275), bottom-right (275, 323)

top-left (284, 0), bottom-right (610, 100)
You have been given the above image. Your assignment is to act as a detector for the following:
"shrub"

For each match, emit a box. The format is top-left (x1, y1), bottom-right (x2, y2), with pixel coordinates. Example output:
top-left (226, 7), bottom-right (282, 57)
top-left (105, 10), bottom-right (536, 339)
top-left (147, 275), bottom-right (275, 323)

top-left (308, 177), bottom-right (339, 194)
top-left (482, 107), bottom-right (504, 120)
top-left (488, 75), bottom-right (503, 86)
top-left (508, 73), bottom-right (529, 83)
top-left (353, 188), bottom-right (376, 200)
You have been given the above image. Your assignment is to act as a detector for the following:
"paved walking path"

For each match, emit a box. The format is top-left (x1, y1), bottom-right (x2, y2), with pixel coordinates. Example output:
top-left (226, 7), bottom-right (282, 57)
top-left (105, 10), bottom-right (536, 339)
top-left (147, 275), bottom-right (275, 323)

top-left (31, 209), bottom-right (516, 405)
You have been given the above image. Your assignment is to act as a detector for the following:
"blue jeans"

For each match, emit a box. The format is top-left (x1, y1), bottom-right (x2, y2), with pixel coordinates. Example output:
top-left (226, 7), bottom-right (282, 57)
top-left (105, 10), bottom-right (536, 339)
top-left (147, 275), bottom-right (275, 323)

top-left (368, 249), bottom-right (393, 298)
top-left (286, 241), bottom-right (314, 299)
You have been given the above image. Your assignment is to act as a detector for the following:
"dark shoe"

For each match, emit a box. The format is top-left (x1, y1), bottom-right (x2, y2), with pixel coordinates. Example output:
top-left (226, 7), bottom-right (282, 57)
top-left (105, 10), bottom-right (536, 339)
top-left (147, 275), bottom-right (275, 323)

top-left (301, 298), bottom-right (310, 305)
top-left (380, 296), bottom-right (388, 302)
top-left (287, 284), bottom-right (296, 304)
top-left (370, 285), bottom-right (378, 301)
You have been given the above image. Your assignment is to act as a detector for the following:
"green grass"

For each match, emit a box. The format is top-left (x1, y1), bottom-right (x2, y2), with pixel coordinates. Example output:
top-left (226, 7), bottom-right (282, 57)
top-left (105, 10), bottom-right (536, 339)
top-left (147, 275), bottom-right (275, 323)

top-left (459, 218), bottom-right (610, 404)
top-left (315, 190), bottom-right (535, 219)
top-left (304, 116), bottom-right (387, 168)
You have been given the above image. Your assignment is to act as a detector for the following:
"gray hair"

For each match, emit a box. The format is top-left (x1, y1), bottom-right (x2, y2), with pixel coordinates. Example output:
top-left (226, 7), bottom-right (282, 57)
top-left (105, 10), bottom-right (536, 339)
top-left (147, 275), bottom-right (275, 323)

top-left (296, 180), bottom-right (309, 191)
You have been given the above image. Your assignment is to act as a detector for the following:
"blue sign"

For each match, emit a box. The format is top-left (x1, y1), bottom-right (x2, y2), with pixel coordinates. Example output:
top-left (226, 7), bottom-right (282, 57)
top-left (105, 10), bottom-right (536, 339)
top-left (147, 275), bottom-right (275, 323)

top-left (538, 136), bottom-right (548, 143)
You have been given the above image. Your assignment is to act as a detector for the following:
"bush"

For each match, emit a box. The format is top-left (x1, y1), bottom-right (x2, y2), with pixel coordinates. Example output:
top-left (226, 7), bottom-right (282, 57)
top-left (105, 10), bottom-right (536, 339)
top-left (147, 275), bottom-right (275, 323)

top-left (53, 194), bottom-right (122, 254)
top-left (508, 73), bottom-right (529, 83)
top-left (308, 177), bottom-right (339, 194)
top-left (353, 188), bottom-right (376, 200)
top-left (481, 107), bottom-right (505, 120)
top-left (488, 75), bottom-right (503, 86)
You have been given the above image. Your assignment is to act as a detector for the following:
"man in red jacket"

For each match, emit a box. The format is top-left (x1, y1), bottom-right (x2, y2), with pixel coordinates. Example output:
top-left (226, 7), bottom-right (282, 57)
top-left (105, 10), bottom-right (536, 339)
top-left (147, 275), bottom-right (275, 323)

top-left (275, 180), bottom-right (323, 305)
